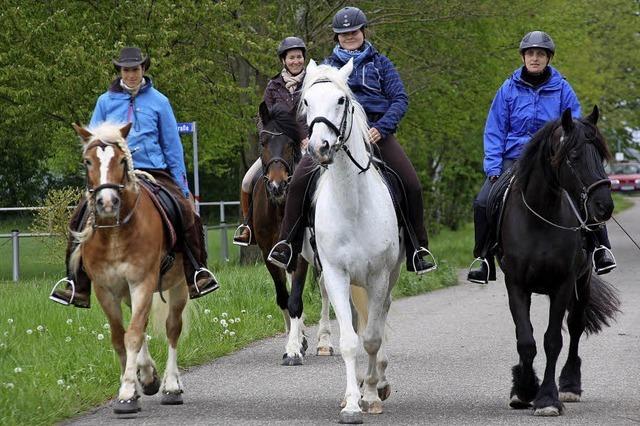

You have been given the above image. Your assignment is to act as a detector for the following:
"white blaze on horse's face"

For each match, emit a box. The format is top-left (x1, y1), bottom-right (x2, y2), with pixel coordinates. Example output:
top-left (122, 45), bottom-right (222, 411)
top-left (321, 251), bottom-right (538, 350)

top-left (305, 59), bottom-right (354, 165)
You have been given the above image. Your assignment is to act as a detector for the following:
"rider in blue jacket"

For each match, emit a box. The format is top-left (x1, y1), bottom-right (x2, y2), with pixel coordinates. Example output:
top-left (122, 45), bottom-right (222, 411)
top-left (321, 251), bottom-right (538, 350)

top-left (50, 47), bottom-right (219, 308)
top-left (268, 6), bottom-right (435, 274)
top-left (467, 31), bottom-right (616, 283)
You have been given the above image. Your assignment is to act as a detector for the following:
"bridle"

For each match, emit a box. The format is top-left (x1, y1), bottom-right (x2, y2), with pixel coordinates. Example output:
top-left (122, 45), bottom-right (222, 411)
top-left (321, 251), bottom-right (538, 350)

top-left (307, 78), bottom-right (371, 174)
top-left (260, 129), bottom-right (296, 191)
top-left (85, 141), bottom-right (140, 229)
top-left (521, 132), bottom-right (610, 232)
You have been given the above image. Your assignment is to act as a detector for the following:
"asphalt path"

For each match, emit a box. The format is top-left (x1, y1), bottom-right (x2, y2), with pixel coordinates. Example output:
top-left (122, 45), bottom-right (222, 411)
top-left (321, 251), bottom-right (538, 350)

top-left (68, 198), bottom-right (640, 425)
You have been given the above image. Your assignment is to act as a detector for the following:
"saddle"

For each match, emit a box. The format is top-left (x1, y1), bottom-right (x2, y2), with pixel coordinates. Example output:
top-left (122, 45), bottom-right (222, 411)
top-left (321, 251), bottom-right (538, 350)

top-left (485, 166), bottom-right (517, 257)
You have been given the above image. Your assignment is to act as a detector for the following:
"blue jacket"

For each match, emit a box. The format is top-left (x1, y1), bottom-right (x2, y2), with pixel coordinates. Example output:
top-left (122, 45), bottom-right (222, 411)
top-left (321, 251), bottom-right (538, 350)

top-left (483, 66), bottom-right (581, 177)
top-left (325, 42), bottom-right (408, 138)
top-left (89, 77), bottom-right (190, 197)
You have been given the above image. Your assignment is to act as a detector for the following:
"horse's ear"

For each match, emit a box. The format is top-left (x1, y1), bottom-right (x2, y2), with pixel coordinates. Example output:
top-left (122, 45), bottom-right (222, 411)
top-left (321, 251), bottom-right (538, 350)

top-left (72, 122), bottom-right (93, 143)
top-left (258, 101), bottom-right (270, 125)
top-left (561, 108), bottom-right (574, 132)
top-left (120, 122), bottom-right (132, 139)
top-left (585, 105), bottom-right (599, 125)
top-left (307, 59), bottom-right (318, 74)
top-left (338, 58), bottom-right (354, 81)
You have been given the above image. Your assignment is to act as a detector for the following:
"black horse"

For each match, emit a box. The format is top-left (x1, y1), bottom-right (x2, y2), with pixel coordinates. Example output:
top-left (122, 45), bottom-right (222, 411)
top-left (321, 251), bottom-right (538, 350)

top-left (498, 106), bottom-right (620, 416)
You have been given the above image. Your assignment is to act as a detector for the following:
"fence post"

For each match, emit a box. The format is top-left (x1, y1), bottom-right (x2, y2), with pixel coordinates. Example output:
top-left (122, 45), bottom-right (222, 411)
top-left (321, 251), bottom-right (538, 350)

top-left (11, 229), bottom-right (19, 282)
top-left (219, 201), bottom-right (229, 262)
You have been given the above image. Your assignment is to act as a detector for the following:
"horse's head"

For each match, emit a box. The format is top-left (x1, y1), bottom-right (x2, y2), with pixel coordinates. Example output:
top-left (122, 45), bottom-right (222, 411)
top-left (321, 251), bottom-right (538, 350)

top-left (302, 59), bottom-right (365, 166)
top-left (258, 102), bottom-right (301, 201)
top-left (552, 106), bottom-right (613, 223)
top-left (73, 122), bottom-right (135, 221)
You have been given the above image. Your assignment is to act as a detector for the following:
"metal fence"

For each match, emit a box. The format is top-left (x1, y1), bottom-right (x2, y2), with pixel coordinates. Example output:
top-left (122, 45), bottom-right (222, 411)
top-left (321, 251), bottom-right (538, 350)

top-left (0, 201), bottom-right (240, 282)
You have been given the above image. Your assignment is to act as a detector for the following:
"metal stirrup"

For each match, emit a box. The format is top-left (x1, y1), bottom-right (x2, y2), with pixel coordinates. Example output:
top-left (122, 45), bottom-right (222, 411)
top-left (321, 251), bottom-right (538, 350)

top-left (192, 267), bottom-right (218, 295)
top-left (267, 240), bottom-right (293, 269)
top-left (49, 278), bottom-right (76, 305)
top-left (467, 257), bottom-right (490, 284)
top-left (232, 224), bottom-right (252, 247)
top-left (413, 247), bottom-right (437, 275)
top-left (592, 245), bottom-right (616, 274)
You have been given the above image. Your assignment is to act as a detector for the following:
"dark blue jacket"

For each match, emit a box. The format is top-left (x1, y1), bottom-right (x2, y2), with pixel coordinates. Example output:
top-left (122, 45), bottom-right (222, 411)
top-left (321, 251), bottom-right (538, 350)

top-left (325, 42), bottom-right (408, 138)
top-left (89, 77), bottom-right (190, 196)
top-left (483, 66), bottom-right (581, 177)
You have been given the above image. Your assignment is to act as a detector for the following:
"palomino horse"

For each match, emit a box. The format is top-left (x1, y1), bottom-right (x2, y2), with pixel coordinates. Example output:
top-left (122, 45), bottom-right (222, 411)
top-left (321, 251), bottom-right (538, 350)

top-left (499, 107), bottom-right (620, 416)
top-left (70, 122), bottom-right (189, 414)
top-left (251, 102), bottom-right (334, 365)
top-left (299, 59), bottom-right (403, 424)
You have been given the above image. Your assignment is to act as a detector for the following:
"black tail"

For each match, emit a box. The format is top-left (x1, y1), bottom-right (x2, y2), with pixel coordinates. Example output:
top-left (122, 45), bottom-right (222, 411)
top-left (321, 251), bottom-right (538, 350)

top-left (584, 274), bottom-right (621, 335)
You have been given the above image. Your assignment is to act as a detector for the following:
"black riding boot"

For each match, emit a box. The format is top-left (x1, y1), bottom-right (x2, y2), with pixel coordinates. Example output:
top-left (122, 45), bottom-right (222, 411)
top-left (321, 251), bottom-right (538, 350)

top-left (592, 226), bottom-right (616, 275)
top-left (467, 205), bottom-right (496, 284)
top-left (183, 214), bottom-right (219, 299)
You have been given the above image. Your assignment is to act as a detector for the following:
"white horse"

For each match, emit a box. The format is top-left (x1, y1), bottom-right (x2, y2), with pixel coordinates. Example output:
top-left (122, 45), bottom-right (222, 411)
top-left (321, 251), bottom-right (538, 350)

top-left (299, 59), bottom-right (404, 424)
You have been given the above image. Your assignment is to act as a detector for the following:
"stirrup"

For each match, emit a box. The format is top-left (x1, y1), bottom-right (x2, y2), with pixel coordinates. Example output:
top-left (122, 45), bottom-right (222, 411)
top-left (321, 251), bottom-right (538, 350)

top-left (467, 257), bottom-right (490, 284)
top-left (232, 224), bottom-right (251, 247)
top-left (267, 240), bottom-right (292, 269)
top-left (413, 247), bottom-right (437, 275)
top-left (49, 278), bottom-right (75, 306)
top-left (192, 267), bottom-right (219, 296)
top-left (592, 245), bottom-right (616, 274)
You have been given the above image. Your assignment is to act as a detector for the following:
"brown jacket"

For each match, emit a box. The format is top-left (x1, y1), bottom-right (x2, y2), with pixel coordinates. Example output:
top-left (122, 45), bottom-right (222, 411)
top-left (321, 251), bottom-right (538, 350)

top-left (263, 73), bottom-right (308, 138)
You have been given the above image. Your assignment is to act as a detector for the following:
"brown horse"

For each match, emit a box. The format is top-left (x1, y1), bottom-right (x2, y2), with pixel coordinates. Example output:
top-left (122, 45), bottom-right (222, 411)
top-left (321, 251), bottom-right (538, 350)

top-left (252, 102), bottom-right (334, 365)
top-left (70, 122), bottom-right (189, 414)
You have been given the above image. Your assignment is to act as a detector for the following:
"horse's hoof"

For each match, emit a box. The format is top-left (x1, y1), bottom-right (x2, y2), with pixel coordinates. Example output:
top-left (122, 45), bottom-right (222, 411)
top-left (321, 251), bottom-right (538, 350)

top-left (160, 391), bottom-right (184, 405)
top-left (533, 406), bottom-right (562, 416)
top-left (509, 395), bottom-right (532, 409)
top-left (316, 346), bottom-right (334, 356)
top-left (113, 397), bottom-right (141, 414)
top-left (559, 391), bottom-right (581, 402)
top-left (377, 384), bottom-right (391, 401)
top-left (138, 368), bottom-right (161, 396)
top-left (367, 400), bottom-right (383, 414)
top-left (281, 353), bottom-right (303, 366)
top-left (339, 410), bottom-right (363, 424)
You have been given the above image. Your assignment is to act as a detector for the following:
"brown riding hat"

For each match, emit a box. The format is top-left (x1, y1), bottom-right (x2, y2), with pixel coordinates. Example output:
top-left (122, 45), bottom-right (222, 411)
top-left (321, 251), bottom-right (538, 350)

top-left (112, 47), bottom-right (151, 71)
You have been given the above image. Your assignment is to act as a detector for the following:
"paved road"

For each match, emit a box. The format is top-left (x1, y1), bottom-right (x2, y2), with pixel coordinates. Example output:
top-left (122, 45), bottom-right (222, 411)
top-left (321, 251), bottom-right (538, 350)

top-left (69, 199), bottom-right (640, 425)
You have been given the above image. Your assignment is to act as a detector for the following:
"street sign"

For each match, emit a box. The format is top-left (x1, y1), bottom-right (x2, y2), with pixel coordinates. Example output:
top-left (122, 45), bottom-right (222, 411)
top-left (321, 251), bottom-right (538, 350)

top-left (177, 122), bottom-right (194, 134)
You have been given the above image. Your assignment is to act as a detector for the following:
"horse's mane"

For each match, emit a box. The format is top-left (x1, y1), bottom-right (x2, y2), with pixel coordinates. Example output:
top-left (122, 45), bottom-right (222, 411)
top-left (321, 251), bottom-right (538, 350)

top-left (516, 117), bottom-right (611, 191)
top-left (264, 104), bottom-right (303, 164)
top-left (299, 63), bottom-right (371, 150)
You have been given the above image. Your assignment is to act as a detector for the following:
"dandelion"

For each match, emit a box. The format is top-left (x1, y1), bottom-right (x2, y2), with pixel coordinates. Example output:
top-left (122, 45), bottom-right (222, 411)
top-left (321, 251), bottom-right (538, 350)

top-left (66, 385), bottom-right (71, 390)
top-left (26, 329), bottom-right (33, 335)
top-left (5, 383), bottom-right (14, 390)
top-left (204, 309), bottom-right (211, 315)
top-left (37, 325), bottom-right (44, 332)
top-left (235, 317), bottom-right (241, 323)
top-left (103, 323), bottom-right (110, 330)
top-left (266, 314), bottom-right (273, 320)
top-left (220, 319), bottom-right (228, 328)
top-left (78, 326), bottom-right (86, 332)
top-left (3, 332), bottom-right (7, 337)
top-left (241, 309), bottom-right (247, 314)
top-left (57, 379), bottom-right (64, 386)
top-left (228, 319), bottom-right (235, 324)
top-left (229, 331), bottom-right (236, 337)
top-left (0, 343), bottom-right (6, 349)
top-left (223, 329), bottom-right (229, 335)
top-left (221, 312), bottom-right (228, 318)
top-left (7, 319), bottom-right (13, 324)
top-left (66, 318), bottom-right (73, 325)
top-left (14, 367), bottom-right (22, 373)
top-left (65, 336), bottom-right (72, 343)
top-left (213, 317), bottom-right (219, 323)
top-left (145, 335), bottom-right (152, 341)
top-left (97, 334), bottom-right (104, 341)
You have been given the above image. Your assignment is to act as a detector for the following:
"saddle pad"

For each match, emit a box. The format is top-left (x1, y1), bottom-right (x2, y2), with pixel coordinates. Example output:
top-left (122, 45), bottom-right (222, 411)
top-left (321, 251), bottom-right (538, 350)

top-left (139, 179), bottom-right (179, 250)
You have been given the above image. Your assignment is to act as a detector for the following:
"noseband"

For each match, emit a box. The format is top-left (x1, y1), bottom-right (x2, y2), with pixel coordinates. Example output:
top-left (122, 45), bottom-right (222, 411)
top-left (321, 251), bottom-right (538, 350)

top-left (307, 78), bottom-right (371, 174)
top-left (260, 129), bottom-right (295, 189)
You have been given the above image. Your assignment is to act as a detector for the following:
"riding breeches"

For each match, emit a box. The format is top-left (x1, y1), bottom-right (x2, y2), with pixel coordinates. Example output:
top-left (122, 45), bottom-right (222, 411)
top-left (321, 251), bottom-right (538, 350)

top-left (241, 158), bottom-right (262, 193)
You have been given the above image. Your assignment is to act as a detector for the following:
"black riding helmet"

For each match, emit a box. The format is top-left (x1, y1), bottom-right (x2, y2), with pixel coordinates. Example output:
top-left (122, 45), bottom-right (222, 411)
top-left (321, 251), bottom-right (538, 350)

top-left (332, 6), bottom-right (368, 33)
top-left (277, 37), bottom-right (306, 59)
top-left (519, 31), bottom-right (555, 56)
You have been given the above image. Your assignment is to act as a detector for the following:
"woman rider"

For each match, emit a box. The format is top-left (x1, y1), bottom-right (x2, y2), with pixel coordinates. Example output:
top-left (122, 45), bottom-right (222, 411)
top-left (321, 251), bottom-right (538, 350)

top-left (233, 36), bottom-right (309, 246)
top-left (467, 31), bottom-right (616, 284)
top-left (50, 47), bottom-right (219, 307)
top-left (268, 6), bottom-right (435, 274)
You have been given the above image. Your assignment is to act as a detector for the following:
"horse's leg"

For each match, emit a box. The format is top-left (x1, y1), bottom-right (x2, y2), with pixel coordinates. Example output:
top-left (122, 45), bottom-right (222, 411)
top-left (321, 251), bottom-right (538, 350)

top-left (94, 286), bottom-right (126, 372)
top-left (559, 276), bottom-right (587, 402)
top-left (506, 283), bottom-right (539, 409)
top-left (136, 331), bottom-right (160, 396)
top-left (360, 281), bottom-right (391, 415)
top-left (160, 281), bottom-right (189, 405)
top-left (286, 256), bottom-right (310, 362)
top-left (533, 286), bottom-right (572, 416)
top-left (324, 268), bottom-right (362, 424)
top-left (316, 274), bottom-right (334, 356)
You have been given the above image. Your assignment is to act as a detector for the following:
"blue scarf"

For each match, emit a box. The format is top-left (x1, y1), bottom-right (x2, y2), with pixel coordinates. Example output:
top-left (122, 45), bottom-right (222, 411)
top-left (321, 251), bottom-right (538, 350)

top-left (332, 41), bottom-right (372, 68)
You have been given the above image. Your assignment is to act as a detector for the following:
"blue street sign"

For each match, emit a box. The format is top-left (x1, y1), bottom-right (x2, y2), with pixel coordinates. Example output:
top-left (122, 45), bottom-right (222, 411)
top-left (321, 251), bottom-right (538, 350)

top-left (177, 122), bottom-right (194, 134)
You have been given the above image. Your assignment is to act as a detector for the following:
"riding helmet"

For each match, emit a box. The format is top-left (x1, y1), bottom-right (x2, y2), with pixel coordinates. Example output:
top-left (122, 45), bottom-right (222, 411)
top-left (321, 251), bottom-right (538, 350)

top-left (332, 6), bottom-right (368, 33)
top-left (519, 31), bottom-right (555, 55)
top-left (277, 37), bottom-right (306, 58)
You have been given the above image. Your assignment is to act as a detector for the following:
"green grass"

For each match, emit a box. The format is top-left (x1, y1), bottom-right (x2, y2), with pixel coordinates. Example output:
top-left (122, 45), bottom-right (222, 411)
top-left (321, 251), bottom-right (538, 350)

top-left (0, 224), bottom-right (467, 426)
